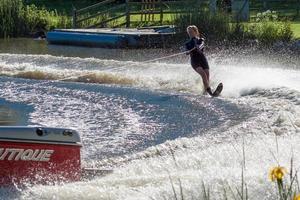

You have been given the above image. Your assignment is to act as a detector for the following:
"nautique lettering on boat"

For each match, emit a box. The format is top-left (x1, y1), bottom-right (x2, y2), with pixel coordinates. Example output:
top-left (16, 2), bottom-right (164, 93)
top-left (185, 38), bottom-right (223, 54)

top-left (0, 148), bottom-right (54, 161)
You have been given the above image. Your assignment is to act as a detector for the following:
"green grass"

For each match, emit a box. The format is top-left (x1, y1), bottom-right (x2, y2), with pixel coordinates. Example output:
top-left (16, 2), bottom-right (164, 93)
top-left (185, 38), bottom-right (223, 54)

top-left (88, 12), bottom-right (300, 42)
top-left (291, 22), bottom-right (300, 38)
top-left (1, 0), bottom-right (299, 40)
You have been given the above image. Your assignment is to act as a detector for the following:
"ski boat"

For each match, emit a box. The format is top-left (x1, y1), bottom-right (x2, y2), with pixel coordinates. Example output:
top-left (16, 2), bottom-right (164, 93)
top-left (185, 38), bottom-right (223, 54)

top-left (0, 126), bottom-right (82, 185)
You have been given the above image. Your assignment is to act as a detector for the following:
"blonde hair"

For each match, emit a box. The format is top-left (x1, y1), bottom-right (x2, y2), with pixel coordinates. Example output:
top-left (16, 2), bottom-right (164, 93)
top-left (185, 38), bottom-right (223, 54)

top-left (187, 25), bottom-right (200, 37)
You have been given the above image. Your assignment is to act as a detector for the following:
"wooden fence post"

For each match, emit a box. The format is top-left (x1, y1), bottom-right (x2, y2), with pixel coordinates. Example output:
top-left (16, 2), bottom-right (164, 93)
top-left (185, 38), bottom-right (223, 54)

top-left (160, 0), bottom-right (163, 24)
top-left (141, 0), bottom-right (144, 22)
top-left (209, 0), bottom-right (217, 14)
top-left (263, 0), bottom-right (267, 10)
top-left (152, 0), bottom-right (155, 22)
top-left (72, 8), bottom-right (77, 28)
top-left (126, 0), bottom-right (130, 28)
top-left (297, 0), bottom-right (300, 16)
top-left (148, 0), bottom-right (151, 22)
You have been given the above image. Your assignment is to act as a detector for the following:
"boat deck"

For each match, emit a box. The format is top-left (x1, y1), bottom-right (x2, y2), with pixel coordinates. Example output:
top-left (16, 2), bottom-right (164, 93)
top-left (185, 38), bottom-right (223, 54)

top-left (46, 26), bottom-right (176, 48)
top-left (55, 28), bottom-right (167, 35)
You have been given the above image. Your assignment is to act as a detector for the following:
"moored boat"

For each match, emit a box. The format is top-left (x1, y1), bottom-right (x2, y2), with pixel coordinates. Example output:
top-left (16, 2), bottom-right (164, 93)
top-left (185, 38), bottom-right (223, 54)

top-left (46, 26), bottom-right (176, 48)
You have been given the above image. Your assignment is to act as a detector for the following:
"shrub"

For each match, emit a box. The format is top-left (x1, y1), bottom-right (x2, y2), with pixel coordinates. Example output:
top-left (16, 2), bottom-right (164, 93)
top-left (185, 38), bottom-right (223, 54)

top-left (253, 21), bottom-right (293, 45)
top-left (247, 10), bottom-right (293, 45)
top-left (0, 0), bottom-right (71, 38)
top-left (256, 10), bottom-right (279, 22)
top-left (0, 0), bottom-right (23, 37)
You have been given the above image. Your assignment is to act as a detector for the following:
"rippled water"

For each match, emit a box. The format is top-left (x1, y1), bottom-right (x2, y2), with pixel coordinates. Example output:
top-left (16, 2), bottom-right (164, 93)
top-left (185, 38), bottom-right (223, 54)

top-left (0, 39), bottom-right (299, 200)
top-left (0, 76), bottom-right (250, 160)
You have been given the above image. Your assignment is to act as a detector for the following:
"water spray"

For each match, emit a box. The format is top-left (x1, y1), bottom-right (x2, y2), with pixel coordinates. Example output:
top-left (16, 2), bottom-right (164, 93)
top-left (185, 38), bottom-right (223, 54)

top-left (37, 49), bottom-right (194, 84)
top-left (34, 46), bottom-right (201, 86)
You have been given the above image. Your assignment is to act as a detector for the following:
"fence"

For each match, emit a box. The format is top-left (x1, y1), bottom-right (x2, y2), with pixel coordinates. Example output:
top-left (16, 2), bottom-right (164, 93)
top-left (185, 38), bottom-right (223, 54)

top-left (72, 0), bottom-right (300, 29)
top-left (72, 0), bottom-right (209, 28)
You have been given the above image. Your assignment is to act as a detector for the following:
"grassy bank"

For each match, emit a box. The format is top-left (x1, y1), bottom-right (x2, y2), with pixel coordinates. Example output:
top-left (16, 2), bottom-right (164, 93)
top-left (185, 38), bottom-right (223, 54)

top-left (291, 22), bottom-right (300, 38)
top-left (1, 0), bottom-right (300, 44)
top-left (172, 10), bottom-right (294, 46)
top-left (23, 0), bottom-right (300, 40)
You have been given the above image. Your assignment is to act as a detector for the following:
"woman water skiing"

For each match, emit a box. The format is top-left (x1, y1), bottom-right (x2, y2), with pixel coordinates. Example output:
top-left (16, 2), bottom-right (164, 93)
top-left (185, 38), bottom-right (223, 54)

top-left (185, 25), bottom-right (222, 96)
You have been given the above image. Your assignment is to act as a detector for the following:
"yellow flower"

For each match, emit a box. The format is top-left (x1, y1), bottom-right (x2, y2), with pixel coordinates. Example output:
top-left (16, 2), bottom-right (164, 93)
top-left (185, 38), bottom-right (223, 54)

top-left (294, 194), bottom-right (300, 200)
top-left (269, 166), bottom-right (286, 182)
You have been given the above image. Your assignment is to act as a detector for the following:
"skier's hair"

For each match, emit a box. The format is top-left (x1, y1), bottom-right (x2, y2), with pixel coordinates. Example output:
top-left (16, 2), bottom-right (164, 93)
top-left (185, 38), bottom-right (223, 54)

top-left (187, 25), bottom-right (200, 37)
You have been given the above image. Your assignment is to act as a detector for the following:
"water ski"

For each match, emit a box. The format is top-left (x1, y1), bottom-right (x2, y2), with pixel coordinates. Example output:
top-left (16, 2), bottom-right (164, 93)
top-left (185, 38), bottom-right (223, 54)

top-left (212, 83), bottom-right (223, 97)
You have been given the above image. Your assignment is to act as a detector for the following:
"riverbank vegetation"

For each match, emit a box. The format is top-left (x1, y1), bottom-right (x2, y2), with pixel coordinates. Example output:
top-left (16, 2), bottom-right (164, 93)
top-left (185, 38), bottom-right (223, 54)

top-left (0, 0), bottom-right (299, 46)
top-left (0, 0), bottom-right (71, 38)
top-left (174, 9), bottom-right (293, 46)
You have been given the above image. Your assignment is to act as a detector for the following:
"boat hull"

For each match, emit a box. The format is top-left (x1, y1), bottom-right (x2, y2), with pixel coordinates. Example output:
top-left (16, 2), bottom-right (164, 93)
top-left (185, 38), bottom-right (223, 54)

top-left (46, 26), bottom-right (176, 48)
top-left (47, 31), bottom-right (127, 48)
top-left (0, 127), bottom-right (82, 186)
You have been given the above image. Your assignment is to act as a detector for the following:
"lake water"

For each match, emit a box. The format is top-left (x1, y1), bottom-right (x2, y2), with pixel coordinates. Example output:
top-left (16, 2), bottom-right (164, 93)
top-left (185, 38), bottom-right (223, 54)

top-left (0, 38), bottom-right (299, 200)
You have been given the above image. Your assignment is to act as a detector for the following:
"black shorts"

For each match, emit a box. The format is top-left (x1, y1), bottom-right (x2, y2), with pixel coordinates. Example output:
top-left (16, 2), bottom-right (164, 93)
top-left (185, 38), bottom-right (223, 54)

top-left (191, 53), bottom-right (209, 70)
